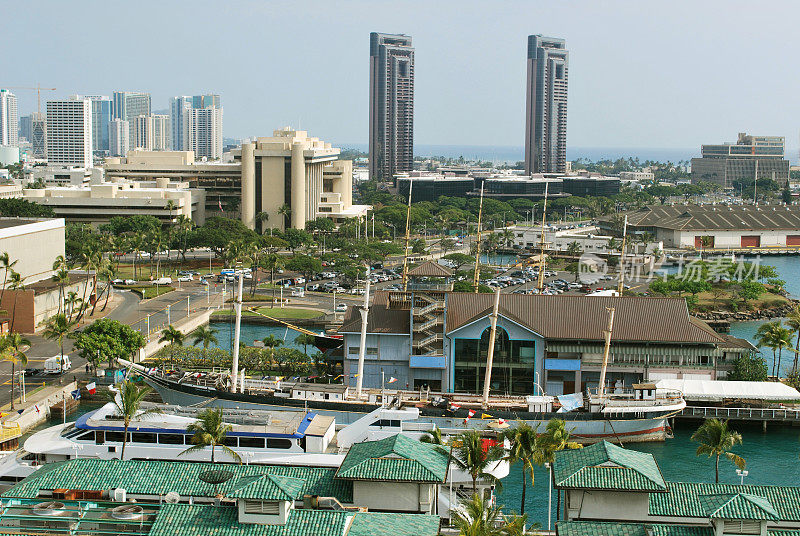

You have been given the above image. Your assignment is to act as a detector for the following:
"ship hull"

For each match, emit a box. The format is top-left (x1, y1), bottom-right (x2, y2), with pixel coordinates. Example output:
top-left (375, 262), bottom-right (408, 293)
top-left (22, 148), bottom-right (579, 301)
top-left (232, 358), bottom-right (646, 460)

top-left (143, 375), bottom-right (674, 444)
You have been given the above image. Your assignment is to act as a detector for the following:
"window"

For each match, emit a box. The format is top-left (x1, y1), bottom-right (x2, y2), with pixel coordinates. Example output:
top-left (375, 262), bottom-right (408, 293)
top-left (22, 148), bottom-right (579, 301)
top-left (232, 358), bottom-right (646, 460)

top-left (239, 437), bottom-right (265, 449)
top-left (318, 207), bottom-right (332, 213)
top-left (266, 438), bottom-right (293, 449)
top-left (131, 433), bottom-right (157, 444)
top-left (224, 436), bottom-right (238, 447)
top-left (244, 501), bottom-right (280, 515)
top-left (158, 434), bottom-right (185, 445)
top-left (76, 431), bottom-right (95, 442)
top-left (105, 431), bottom-right (127, 442)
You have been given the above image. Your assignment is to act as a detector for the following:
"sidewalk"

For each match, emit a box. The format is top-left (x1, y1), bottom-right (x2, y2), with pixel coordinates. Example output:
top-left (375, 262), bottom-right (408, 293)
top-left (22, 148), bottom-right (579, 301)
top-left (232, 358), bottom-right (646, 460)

top-left (1, 380), bottom-right (78, 433)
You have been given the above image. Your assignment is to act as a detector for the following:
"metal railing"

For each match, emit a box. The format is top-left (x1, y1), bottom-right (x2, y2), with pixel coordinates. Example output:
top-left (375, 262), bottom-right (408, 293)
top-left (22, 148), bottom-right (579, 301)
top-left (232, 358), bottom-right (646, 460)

top-left (413, 301), bottom-right (445, 316)
top-left (416, 316), bottom-right (443, 331)
top-left (0, 422), bottom-right (21, 443)
top-left (681, 406), bottom-right (800, 422)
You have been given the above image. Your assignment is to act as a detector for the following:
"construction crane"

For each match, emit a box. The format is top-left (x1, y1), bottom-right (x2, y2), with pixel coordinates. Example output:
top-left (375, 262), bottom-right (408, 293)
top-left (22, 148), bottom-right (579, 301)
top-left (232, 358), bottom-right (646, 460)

top-left (5, 85), bottom-right (57, 114)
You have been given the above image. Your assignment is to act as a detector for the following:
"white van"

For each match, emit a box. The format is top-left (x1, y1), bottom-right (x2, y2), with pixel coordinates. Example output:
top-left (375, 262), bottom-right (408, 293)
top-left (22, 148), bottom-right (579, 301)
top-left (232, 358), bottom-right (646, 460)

top-left (153, 277), bottom-right (172, 285)
top-left (44, 355), bottom-right (71, 374)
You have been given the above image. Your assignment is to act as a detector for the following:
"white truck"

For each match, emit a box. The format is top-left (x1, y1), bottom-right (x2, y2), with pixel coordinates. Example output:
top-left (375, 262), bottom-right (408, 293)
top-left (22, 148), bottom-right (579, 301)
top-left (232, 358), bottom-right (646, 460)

top-left (44, 355), bottom-right (71, 374)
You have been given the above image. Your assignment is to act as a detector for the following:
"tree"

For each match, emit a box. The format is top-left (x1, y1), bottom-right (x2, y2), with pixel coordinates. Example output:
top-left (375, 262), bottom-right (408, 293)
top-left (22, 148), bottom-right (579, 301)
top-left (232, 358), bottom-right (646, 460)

top-left (72, 319), bottom-right (145, 372)
top-left (107, 379), bottom-right (160, 460)
top-left (159, 325), bottom-right (185, 367)
top-left (499, 421), bottom-right (540, 515)
top-left (262, 335), bottom-right (284, 369)
top-left (443, 253), bottom-right (475, 271)
top-left (451, 493), bottom-right (503, 536)
top-left (450, 429), bottom-right (504, 493)
top-left (51, 267), bottom-right (70, 315)
top-left (277, 204), bottom-right (292, 228)
top-left (727, 353), bottom-right (768, 381)
top-left (0, 332), bottom-right (30, 410)
top-left (420, 427), bottom-right (445, 445)
top-left (7, 271), bottom-right (25, 331)
top-left (0, 198), bottom-right (55, 217)
top-left (262, 253), bottom-right (284, 307)
top-left (43, 313), bottom-right (74, 362)
top-left (565, 241), bottom-right (582, 258)
top-left (691, 418), bottom-right (745, 483)
top-left (0, 252), bottom-right (18, 304)
top-left (181, 408), bottom-right (242, 463)
top-left (191, 325), bottom-right (218, 360)
top-left (294, 333), bottom-right (316, 356)
top-left (786, 306), bottom-right (800, 373)
top-left (285, 254), bottom-right (322, 290)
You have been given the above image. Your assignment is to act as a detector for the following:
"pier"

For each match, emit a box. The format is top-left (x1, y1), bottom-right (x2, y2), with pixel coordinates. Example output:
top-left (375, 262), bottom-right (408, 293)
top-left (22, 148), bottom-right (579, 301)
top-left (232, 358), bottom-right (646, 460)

top-left (677, 405), bottom-right (800, 430)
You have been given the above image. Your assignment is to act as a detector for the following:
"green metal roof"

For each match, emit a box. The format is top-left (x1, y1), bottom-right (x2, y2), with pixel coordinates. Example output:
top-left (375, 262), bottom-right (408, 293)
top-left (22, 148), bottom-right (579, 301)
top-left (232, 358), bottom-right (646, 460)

top-left (347, 512), bottom-right (440, 536)
top-left (650, 482), bottom-right (800, 522)
top-left (557, 521), bottom-right (712, 536)
top-left (5, 459), bottom-right (352, 503)
top-left (699, 493), bottom-right (779, 520)
top-left (336, 434), bottom-right (448, 483)
top-left (229, 475), bottom-right (306, 502)
top-left (553, 441), bottom-right (666, 491)
top-left (150, 504), bottom-right (350, 536)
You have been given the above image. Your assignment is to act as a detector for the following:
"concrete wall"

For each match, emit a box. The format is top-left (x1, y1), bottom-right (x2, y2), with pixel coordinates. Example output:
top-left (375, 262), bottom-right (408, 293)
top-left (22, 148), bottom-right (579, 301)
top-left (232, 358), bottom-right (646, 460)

top-left (0, 219), bottom-right (65, 284)
top-left (7, 382), bottom-right (78, 433)
top-left (565, 490), bottom-right (650, 521)
top-left (353, 481), bottom-right (434, 513)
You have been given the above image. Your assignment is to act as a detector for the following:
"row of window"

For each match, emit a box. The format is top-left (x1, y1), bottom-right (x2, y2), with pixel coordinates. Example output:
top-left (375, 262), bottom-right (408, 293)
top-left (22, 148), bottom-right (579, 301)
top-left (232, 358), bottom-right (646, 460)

top-left (73, 430), bottom-right (295, 450)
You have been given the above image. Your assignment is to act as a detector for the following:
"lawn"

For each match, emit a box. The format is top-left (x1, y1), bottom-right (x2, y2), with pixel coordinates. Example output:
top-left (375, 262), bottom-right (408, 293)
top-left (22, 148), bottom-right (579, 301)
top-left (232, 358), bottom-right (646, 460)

top-left (212, 306), bottom-right (324, 320)
top-left (118, 284), bottom-right (176, 299)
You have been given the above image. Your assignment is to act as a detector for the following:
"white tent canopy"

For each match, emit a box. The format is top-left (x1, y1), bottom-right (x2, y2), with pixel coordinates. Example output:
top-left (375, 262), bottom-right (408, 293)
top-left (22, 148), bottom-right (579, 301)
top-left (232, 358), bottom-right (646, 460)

top-left (655, 379), bottom-right (800, 402)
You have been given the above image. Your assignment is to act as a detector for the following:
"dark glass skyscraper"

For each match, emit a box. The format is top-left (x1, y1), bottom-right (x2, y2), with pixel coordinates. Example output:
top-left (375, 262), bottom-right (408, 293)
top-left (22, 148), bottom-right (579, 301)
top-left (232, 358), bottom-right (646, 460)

top-left (369, 32), bottom-right (414, 181)
top-left (524, 35), bottom-right (568, 174)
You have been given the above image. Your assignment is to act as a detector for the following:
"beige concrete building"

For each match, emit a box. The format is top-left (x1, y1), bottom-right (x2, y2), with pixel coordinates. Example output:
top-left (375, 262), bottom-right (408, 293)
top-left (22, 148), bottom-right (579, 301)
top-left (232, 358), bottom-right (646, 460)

top-left (234, 128), bottom-right (370, 231)
top-left (22, 177), bottom-right (206, 226)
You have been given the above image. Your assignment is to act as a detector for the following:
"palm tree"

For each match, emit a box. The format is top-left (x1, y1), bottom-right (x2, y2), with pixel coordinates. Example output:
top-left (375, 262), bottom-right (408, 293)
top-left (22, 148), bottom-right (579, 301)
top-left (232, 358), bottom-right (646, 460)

top-left (255, 211), bottom-right (270, 235)
top-left (65, 291), bottom-right (82, 322)
top-left (180, 408), bottom-right (242, 463)
top-left (294, 333), bottom-right (316, 356)
top-left (262, 335), bottom-right (284, 370)
top-left (499, 422), bottom-right (540, 515)
top-left (420, 427), bottom-right (446, 445)
top-left (541, 419), bottom-right (582, 461)
top-left (43, 313), bottom-right (74, 363)
top-left (452, 493), bottom-right (503, 536)
top-left (756, 321), bottom-right (782, 377)
top-left (51, 267), bottom-right (70, 314)
top-left (0, 332), bottom-right (30, 410)
top-left (451, 429), bottom-right (504, 493)
top-left (262, 254), bottom-right (284, 307)
top-left (107, 379), bottom-right (160, 461)
top-left (278, 204), bottom-right (292, 228)
top-left (191, 325), bottom-right (218, 361)
top-left (158, 325), bottom-right (185, 367)
top-left (785, 306), bottom-right (800, 372)
top-left (773, 325), bottom-right (795, 378)
top-left (691, 418), bottom-right (745, 483)
top-left (0, 252), bottom-right (18, 304)
top-left (7, 271), bottom-right (25, 332)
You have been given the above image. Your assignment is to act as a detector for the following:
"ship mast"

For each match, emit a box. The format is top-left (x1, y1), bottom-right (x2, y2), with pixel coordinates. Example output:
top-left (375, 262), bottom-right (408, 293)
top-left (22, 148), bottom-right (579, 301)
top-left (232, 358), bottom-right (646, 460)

top-left (617, 215), bottom-right (628, 295)
top-left (401, 180), bottom-right (413, 292)
top-left (537, 182), bottom-right (549, 291)
top-left (355, 269), bottom-right (371, 399)
top-left (597, 307), bottom-right (616, 399)
top-left (472, 183), bottom-right (485, 293)
top-left (231, 273), bottom-right (244, 393)
top-left (481, 288), bottom-right (501, 408)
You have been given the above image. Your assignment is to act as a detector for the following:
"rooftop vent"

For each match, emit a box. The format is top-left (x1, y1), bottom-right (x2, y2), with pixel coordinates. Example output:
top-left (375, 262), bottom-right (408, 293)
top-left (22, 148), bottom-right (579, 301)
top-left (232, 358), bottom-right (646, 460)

top-left (165, 492), bottom-right (181, 504)
top-left (111, 505), bottom-right (144, 520)
top-left (32, 501), bottom-right (66, 516)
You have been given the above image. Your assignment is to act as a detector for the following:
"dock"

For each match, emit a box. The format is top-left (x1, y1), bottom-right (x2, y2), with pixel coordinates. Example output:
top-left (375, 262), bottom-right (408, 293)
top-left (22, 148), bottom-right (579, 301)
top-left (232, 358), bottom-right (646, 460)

top-left (677, 405), bottom-right (800, 430)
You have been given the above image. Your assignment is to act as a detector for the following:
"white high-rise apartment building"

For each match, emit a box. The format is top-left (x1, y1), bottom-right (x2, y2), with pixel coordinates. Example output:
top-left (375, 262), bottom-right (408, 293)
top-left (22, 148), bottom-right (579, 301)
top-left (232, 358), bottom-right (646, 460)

top-left (108, 119), bottom-right (130, 157)
top-left (0, 90), bottom-right (19, 147)
top-left (133, 114), bottom-right (170, 151)
top-left (112, 91), bottom-right (151, 151)
top-left (46, 96), bottom-right (93, 167)
top-left (170, 94), bottom-right (222, 159)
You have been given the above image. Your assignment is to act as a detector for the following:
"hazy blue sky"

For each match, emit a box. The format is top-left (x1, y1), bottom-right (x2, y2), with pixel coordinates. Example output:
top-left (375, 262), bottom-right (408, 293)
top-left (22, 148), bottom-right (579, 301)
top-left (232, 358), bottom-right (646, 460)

top-left (6, 0), bottom-right (800, 152)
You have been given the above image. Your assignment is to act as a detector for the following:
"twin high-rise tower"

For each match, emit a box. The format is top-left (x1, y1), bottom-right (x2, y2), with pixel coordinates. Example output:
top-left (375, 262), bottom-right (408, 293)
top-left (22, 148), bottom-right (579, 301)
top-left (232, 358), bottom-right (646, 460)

top-left (368, 33), bottom-right (568, 180)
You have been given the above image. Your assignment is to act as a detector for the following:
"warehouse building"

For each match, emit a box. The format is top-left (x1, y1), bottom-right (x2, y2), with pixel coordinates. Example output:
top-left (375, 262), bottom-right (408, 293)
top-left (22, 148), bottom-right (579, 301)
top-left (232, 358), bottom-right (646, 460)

top-left (603, 204), bottom-right (800, 249)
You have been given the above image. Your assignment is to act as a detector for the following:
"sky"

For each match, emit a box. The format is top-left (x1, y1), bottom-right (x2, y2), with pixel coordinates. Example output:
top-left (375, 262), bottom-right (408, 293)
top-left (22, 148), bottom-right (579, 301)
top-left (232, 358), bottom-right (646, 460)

top-left (5, 0), bottom-right (800, 154)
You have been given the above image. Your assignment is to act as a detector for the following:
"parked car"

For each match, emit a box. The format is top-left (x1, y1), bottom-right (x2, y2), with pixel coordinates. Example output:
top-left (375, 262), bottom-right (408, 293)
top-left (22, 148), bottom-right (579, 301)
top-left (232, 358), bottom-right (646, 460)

top-left (153, 277), bottom-right (172, 285)
top-left (335, 303), bottom-right (348, 313)
top-left (178, 275), bottom-right (193, 282)
top-left (124, 279), bottom-right (136, 285)
top-left (307, 283), bottom-right (321, 292)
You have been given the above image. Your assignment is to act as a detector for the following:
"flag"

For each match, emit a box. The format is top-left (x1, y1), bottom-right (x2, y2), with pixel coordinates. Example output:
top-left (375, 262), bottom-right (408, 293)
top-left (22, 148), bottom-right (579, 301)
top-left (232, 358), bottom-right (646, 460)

top-left (34, 405), bottom-right (40, 414)
top-left (498, 418), bottom-right (506, 425)
top-left (333, 374), bottom-right (343, 380)
top-left (449, 404), bottom-right (460, 412)
top-left (481, 413), bottom-right (494, 419)
top-left (218, 198), bottom-right (224, 212)
top-left (387, 377), bottom-right (398, 384)
top-left (86, 382), bottom-right (96, 395)
top-left (467, 409), bottom-right (476, 418)
top-left (71, 389), bottom-right (81, 400)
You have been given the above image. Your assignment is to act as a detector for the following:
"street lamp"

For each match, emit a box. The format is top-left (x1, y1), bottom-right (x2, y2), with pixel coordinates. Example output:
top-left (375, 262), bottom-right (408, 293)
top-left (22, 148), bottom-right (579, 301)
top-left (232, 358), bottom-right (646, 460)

top-left (544, 461), bottom-right (553, 531)
top-left (736, 469), bottom-right (749, 485)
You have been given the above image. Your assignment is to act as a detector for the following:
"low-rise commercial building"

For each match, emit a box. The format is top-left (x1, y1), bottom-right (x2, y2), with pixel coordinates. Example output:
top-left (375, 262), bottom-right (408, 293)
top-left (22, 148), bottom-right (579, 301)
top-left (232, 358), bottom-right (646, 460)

top-left (603, 204), bottom-right (800, 250)
top-left (691, 132), bottom-right (789, 188)
top-left (340, 266), bottom-right (751, 395)
top-left (22, 177), bottom-right (206, 226)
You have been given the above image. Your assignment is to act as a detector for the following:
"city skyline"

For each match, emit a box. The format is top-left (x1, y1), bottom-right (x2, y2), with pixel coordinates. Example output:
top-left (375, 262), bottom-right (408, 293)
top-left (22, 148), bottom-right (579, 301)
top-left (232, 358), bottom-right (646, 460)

top-left (6, 0), bottom-right (800, 153)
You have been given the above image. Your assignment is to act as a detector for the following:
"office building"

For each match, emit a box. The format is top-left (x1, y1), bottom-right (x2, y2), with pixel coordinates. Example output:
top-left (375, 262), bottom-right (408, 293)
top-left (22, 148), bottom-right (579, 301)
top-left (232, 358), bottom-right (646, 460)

top-left (234, 128), bottom-right (370, 231)
top-left (46, 96), bottom-right (93, 167)
top-left (369, 32), bottom-right (414, 181)
top-left (691, 132), bottom-right (789, 188)
top-left (112, 91), bottom-right (151, 151)
top-left (171, 94), bottom-right (222, 158)
top-left (85, 95), bottom-right (112, 153)
top-left (108, 118), bottom-right (130, 157)
top-left (0, 89), bottom-right (18, 147)
top-left (19, 113), bottom-right (47, 157)
top-left (133, 114), bottom-right (170, 151)
top-left (524, 35), bottom-right (569, 174)
top-left (23, 176), bottom-right (206, 226)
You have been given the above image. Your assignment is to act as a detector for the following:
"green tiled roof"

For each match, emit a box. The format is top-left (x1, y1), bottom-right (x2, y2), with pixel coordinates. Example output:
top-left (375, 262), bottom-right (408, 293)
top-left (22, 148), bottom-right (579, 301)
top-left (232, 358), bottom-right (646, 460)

top-left (553, 441), bottom-right (666, 491)
top-left (347, 512), bottom-right (440, 536)
top-left (650, 482), bottom-right (800, 522)
top-left (150, 504), bottom-right (350, 536)
top-left (336, 435), bottom-right (448, 483)
top-left (699, 493), bottom-right (779, 520)
top-left (229, 475), bottom-right (306, 501)
top-left (557, 521), bottom-right (712, 536)
top-left (5, 459), bottom-right (352, 503)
